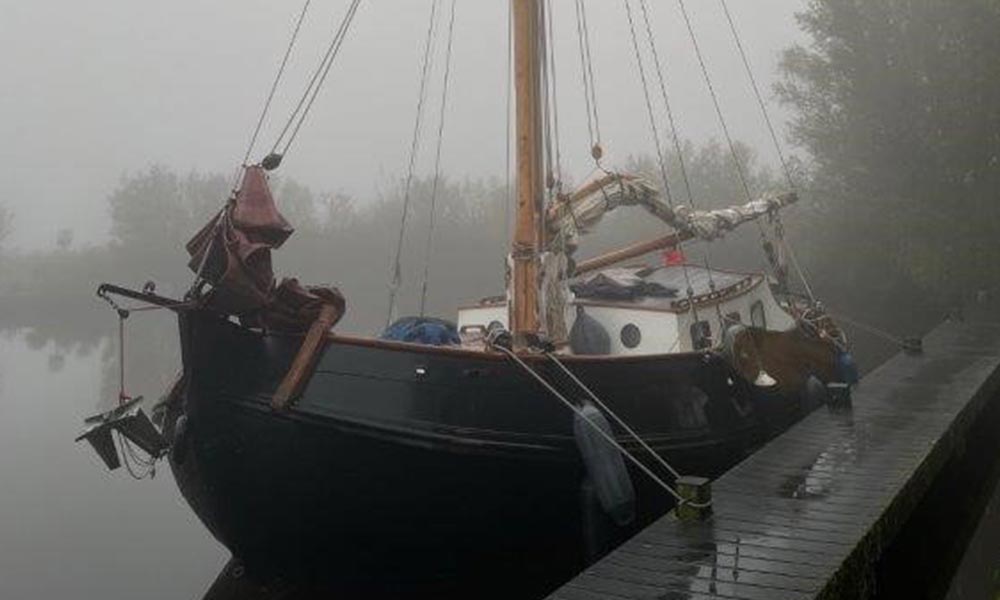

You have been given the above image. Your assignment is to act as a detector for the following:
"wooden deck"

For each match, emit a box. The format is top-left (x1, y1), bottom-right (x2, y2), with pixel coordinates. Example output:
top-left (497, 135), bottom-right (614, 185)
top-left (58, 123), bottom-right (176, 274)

top-left (547, 318), bottom-right (1000, 600)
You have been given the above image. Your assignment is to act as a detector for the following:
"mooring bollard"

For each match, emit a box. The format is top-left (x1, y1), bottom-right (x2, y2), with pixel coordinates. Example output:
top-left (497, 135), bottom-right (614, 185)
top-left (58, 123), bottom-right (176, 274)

top-left (676, 476), bottom-right (712, 522)
top-left (827, 381), bottom-right (853, 414)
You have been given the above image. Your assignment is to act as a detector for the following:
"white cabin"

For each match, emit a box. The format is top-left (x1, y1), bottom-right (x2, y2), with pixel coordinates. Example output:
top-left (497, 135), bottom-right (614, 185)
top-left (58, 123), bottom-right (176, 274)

top-left (457, 264), bottom-right (795, 356)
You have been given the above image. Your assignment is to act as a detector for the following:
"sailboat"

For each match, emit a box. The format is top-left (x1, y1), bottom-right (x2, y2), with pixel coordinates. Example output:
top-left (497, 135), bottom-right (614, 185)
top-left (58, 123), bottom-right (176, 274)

top-left (81, 0), bottom-right (856, 597)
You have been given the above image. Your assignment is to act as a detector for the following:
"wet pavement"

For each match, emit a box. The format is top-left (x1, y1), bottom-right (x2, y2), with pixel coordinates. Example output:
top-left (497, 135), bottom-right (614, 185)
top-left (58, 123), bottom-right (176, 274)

top-left (548, 320), bottom-right (1000, 599)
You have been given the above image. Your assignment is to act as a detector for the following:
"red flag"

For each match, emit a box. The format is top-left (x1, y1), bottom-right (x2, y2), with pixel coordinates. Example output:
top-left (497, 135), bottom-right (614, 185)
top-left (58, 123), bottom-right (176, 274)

top-left (663, 247), bottom-right (686, 266)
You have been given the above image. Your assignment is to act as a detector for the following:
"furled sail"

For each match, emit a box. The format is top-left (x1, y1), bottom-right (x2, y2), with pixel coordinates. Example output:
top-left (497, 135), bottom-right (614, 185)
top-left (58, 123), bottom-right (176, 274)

top-left (546, 171), bottom-right (798, 252)
top-left (186, 166), bottom-right (345, 333)
top-left (539, 170), bottom-right (797, 341)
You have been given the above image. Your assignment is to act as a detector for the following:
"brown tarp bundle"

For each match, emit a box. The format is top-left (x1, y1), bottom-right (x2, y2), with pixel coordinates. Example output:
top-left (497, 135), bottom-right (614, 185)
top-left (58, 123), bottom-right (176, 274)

top-left (186, 166), bottom-right (345, 333)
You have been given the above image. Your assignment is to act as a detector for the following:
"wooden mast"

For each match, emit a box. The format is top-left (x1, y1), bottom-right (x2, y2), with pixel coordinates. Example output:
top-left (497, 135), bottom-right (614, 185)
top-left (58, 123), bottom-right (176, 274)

top-left (510, 0), bottom-right (545, 345)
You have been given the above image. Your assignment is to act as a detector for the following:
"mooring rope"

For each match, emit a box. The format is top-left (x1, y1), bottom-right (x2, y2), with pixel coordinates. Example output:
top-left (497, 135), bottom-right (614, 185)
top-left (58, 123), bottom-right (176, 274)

top-left (241, 0), bottom-right (312, 168)
top-left (496, 346), bottom-right (686, 503)
top-left (825, 311), bottom-right (906, 347)
top-left (545, 352), bottom-right (682, 480)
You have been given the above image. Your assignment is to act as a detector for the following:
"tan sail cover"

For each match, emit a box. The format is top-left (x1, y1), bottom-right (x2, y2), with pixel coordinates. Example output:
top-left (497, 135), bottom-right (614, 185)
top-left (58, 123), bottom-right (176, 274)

top-left (539, 170), bottom-right (796, 339)
top-left (546, 171), bottom-right (797, 251)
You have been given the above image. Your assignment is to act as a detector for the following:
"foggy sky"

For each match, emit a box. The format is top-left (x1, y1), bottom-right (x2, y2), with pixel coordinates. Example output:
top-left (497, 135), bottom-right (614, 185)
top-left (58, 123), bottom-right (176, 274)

top-left (1, 0), bottom-right (804, 250)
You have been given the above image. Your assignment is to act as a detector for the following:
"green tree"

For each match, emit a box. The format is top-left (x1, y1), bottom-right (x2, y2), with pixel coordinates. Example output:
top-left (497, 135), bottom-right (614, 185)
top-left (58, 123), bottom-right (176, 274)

top-left (778, 0), bottom-right (1000, 304)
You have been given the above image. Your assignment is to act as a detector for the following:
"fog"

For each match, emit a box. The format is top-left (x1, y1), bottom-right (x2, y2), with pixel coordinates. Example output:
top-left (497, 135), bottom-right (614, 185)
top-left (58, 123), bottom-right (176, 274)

top-left (1, 0), bottom-right (999, 598)
top-left (1, 0), bottom-right (802, 250)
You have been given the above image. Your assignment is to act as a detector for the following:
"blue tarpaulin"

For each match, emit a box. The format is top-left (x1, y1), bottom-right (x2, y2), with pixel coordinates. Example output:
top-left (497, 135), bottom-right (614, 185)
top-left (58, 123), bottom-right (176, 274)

top-left (381, 317), bottom-right (462, 346)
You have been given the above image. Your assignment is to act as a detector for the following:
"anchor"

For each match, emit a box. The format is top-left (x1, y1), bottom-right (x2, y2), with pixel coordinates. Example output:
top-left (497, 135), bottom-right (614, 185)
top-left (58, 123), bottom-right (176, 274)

top-left (76, 282), bottom-right (179, 472)
top-left (76, 396), bottom-right (169, 471)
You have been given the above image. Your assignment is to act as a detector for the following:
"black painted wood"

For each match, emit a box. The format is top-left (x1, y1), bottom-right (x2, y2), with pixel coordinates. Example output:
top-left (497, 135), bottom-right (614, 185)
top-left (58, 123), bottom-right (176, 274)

top-left (548, 319), bottom-right (1000, 600)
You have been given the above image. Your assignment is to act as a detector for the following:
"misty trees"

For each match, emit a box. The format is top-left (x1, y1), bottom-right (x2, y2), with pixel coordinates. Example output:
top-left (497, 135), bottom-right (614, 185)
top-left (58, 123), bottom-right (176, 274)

top-left (108, 167), bottom-right (228, 253)
top-left (0, 204), bottom-right (11, 251)
top-left (778, 0), bottom-right (1000, 303)
top-left (1, 133), bottom-right (789, 343)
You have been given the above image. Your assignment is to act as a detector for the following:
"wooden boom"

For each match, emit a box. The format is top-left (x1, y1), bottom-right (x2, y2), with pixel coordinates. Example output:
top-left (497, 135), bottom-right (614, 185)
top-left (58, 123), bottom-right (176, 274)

top-left (574, 232), bottom-right (691, 276)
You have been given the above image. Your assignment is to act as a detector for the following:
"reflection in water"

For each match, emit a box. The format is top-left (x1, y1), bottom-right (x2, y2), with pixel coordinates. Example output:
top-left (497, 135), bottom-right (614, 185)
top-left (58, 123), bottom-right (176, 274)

top-left (0, 334), bottom-right (225, 600)
top-left (2, 293), bottom-right (998, 598)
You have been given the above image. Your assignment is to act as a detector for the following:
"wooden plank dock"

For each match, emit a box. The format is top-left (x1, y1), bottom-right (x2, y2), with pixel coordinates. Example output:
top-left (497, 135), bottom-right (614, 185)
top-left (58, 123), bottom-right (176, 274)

top-left (547, 318), bottom-right (1000, 600)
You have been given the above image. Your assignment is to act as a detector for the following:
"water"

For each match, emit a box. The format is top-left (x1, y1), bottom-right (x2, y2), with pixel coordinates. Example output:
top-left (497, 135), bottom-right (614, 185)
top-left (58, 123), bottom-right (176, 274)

top-left (947, 473), bottom-right (1000, 600)
top-left (0, 325), bottom-right (997, 599)
top-left (0, 333), bottom-right (226, 600)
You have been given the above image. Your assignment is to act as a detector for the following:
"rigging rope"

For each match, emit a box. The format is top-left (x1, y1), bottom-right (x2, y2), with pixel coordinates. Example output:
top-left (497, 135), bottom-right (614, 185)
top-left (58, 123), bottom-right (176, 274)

top-left (118, 313), bottom-right (127, 405)
top-left (624, 0), bottom-right (674, 209)
top-left (718, 0), bottom-right (817, 304)
top-left (547, 0), bottom-right (563, 188)
top-left (675, 0), bottom-right (753, 204)
top-left (540, 0), bottom-right (555, 193)
top-left (541, 0), bottom-right (564, 193)
top-left (241, 0), bottom-right (312, 168)
top-left (504, 0), bottom-right (513, 249)
top-left (624, 0), bottom-right (706, 324)
top-left (719, 0), bottom-right (793, 190)
top-left (270, 0), bottom-right (363, 160)
top-left (112, 309), bottom-right (158, 480)
top-left (574, 0), bottom-right (603, 159)
top-left (419, 0), bottom-right (457, 317)
top-left (670, 0), bottom-right (810, 317)
top-left (638, 0), bottom-right (692, 208)
top-left (545, 352), bottom-right (682, 480)
top-left (386, 0), bottom-right (441, 328)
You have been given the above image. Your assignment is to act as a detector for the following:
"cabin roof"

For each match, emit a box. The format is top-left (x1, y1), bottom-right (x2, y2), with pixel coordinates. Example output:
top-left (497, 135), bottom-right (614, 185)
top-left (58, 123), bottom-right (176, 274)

top-left (570, 264), bottom-right (761, 312)
top-left (460, 265), bottom-right (763, 313)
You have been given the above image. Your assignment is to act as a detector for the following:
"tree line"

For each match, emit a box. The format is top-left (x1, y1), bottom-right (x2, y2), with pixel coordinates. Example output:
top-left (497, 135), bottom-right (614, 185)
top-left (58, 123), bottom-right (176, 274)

top-left (0, 140), bottom-right (779, 344)
top-left (4, 0), bottom-right (998, 366)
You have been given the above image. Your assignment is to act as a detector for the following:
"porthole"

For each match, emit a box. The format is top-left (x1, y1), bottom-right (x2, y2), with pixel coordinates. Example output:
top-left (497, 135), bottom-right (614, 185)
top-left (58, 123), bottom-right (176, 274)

top-left (620, 323), bottom-right (642, 349)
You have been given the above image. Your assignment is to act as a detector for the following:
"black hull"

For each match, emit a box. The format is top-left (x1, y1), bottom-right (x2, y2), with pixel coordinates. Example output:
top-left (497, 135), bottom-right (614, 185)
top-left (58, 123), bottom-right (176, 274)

top-left (167, 311), bottom-right (814, 598)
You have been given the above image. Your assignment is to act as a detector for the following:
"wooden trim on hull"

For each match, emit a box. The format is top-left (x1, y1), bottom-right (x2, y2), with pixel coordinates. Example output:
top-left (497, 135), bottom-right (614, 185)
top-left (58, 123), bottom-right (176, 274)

top-left (324, 330), bottom-right (713, 362)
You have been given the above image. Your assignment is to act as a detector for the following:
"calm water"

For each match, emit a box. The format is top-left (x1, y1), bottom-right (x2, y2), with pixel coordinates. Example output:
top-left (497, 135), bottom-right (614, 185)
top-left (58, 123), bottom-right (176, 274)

top-left (0, 333), bottom-right (225, 600)
top-left (0, 329), bottom-right (997, 599)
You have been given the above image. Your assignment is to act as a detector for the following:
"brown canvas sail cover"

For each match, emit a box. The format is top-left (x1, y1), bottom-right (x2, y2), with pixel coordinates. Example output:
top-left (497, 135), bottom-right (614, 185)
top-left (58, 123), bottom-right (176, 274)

top-left (186, 166), bottom-right (345, 332)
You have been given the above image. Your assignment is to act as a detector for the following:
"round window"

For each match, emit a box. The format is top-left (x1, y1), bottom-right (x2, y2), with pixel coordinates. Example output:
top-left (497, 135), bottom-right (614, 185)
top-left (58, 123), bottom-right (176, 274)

top-left (620, 323), bottom-right (642, 349)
